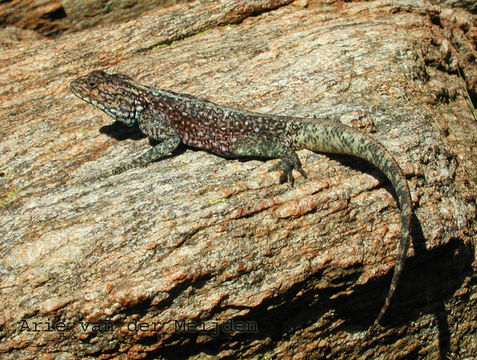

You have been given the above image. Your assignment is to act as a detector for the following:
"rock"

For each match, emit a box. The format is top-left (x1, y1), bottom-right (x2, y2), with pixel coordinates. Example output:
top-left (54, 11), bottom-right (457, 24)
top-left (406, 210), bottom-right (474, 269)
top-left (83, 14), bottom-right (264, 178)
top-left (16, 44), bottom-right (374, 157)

top-left (439, 0), bottom-right (477, 13)
top-left (0, 0), bottom-right (476, 359)
top-left (61, 0), bottom-right (191, 31)
top-left (0, 0), bottom-right (67, 37)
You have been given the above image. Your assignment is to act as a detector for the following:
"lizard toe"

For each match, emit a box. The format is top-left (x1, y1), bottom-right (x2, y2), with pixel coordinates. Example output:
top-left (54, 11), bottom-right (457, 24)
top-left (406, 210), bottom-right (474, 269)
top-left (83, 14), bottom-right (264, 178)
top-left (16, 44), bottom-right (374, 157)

top-left (271, 157), bottom-right (305, 185)
top-left (279, 170), bottom-right (294, 185)
top-left (271, 159), bottom-right (297, 186)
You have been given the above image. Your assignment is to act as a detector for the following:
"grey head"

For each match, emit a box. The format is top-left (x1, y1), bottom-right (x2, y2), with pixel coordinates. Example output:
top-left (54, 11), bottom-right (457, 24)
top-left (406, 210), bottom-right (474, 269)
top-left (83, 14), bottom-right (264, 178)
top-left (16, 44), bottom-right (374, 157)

top-left (70, 70), bottom-right (145, 127)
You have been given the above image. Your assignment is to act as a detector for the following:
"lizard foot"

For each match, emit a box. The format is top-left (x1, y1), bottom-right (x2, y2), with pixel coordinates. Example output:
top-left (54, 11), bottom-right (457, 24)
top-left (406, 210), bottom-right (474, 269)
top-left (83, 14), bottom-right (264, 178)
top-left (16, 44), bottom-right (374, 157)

top-left (269, 157), bottom-right (307, 186)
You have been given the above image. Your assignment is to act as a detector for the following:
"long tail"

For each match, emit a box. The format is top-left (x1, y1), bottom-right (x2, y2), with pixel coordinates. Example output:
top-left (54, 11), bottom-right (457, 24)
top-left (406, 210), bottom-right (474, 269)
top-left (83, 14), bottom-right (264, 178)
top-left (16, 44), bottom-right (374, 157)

top-left (293, 121), bottom-right (412, 333)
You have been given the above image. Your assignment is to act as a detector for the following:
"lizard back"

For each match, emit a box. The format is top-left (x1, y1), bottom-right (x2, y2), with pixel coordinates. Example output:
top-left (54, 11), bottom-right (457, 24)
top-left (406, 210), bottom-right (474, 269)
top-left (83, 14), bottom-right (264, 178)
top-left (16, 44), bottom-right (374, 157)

top-left (145, 88), bottom-right (294, 157)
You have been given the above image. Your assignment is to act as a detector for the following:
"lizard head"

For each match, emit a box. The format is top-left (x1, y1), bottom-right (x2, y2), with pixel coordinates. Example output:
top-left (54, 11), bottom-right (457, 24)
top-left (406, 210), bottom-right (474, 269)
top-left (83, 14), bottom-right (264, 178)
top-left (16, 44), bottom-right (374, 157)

top-left (70, 70), bottom-right (142, 127)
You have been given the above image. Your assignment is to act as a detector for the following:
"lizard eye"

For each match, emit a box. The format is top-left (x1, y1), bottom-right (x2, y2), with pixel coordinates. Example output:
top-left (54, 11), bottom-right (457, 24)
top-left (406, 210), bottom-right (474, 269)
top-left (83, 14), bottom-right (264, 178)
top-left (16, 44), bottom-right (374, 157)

top-left (87, 80), bottom-right (97, 88)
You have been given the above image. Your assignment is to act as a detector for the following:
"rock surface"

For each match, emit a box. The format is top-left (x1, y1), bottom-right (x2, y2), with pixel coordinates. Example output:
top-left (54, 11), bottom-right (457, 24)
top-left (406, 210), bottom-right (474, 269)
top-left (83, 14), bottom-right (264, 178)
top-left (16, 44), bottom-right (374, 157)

top-left (439, 0), bottom-right (477, 13)
top-left (0, 0), bottom-right (476, 359)
top-left (0, 0), bottom-right (67, 37)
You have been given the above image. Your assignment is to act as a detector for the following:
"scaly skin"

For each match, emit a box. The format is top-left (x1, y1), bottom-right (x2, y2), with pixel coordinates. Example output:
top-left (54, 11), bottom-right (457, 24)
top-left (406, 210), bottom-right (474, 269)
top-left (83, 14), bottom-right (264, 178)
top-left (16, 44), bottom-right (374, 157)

top-left (71, 70), bottom-right (412, 335)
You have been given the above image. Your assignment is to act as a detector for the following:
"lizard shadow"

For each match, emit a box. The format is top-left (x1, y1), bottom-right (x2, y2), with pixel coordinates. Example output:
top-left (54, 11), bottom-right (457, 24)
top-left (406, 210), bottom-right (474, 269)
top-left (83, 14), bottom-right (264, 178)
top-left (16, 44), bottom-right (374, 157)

top-left (99, 122), bottom-right (189, 156)
top-left (99, 121), bottom-right (147, 141)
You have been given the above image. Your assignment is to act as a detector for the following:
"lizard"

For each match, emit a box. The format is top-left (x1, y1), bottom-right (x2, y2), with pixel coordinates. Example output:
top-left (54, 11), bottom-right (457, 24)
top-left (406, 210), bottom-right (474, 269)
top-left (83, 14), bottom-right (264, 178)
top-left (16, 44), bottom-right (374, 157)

top-left (70, 70), bottom-right (412, 335)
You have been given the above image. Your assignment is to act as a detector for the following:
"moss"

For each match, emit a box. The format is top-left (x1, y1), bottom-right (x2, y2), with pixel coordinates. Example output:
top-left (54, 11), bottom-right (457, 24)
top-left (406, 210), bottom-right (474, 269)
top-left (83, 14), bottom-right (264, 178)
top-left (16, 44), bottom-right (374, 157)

top-left (153, 43), bottom-right (170, 50)
top-left (0, 187), bottom-right (21, 208)
top-left (194, 28), bottom-right (212, 37)
top-left (208, 197), bottom-right (228, 205)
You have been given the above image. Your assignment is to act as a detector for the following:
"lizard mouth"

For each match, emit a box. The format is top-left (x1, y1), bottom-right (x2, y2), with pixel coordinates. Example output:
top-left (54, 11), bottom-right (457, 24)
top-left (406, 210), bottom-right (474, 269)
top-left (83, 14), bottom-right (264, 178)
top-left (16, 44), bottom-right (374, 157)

top-left (70, 79), bottom-right (83, 97)
top-left (70, 79), bottom-right (93, 105)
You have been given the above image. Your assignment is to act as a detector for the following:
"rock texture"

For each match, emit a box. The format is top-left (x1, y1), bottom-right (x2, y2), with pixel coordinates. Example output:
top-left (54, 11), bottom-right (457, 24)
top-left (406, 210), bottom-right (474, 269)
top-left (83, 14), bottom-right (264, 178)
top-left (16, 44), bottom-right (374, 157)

top-left (62, 0), bottom-right (191, 32)
top-left (0, 0), bottom-right (476, 359)
top-left (0, 0), bottom-right (186, 37)
top-left (0, 0), bottom-right (67, 37)
top-left (439, 0), bottom-right (477, 13)
top-left (0, 0), bottom-right (294, 37)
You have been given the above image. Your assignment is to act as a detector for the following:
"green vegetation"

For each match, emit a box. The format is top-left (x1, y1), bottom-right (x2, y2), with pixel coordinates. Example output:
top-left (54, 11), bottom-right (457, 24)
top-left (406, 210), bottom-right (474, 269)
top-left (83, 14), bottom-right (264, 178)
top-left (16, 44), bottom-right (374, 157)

top-left (0, 187), bottom-right (20, 208)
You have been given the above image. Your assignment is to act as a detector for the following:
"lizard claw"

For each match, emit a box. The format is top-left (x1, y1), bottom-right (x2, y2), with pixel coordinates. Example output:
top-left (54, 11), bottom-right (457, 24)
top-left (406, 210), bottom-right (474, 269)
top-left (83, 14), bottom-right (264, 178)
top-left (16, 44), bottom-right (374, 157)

top-left (112, 157), bottom-right (149, 175)
top-left (112, 164), bottom-right (128, 175)
top-left (112, 161), bottom-right (134, 175)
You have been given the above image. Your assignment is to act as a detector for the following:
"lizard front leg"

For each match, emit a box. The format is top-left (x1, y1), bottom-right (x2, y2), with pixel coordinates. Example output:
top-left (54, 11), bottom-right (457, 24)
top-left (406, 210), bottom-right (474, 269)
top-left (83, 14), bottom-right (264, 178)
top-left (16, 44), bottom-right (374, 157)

top-left (113, 136), bottom-right (181, 174)
top-left (231, 134), bottom-right (307, 185)
top-left (113, 108), bottom-right (181, 174)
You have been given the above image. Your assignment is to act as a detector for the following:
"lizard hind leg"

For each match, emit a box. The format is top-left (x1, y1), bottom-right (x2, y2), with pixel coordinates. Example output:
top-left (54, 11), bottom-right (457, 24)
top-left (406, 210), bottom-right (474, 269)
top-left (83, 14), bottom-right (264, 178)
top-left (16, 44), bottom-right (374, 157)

top-left (269, 156), bottom-right (307, 185)
top-left (231, 135), bottom-right (307, 185)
